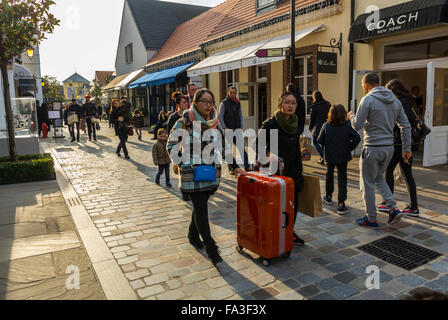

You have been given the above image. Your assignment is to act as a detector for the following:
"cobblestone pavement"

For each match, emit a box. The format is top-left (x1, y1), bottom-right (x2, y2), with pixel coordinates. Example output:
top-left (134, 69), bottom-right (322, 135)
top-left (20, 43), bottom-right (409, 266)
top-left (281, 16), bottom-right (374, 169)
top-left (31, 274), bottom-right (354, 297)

top-left (0, 180), bottom-right (105, 299)
top-left (46, 125), bottom-right (448, 300)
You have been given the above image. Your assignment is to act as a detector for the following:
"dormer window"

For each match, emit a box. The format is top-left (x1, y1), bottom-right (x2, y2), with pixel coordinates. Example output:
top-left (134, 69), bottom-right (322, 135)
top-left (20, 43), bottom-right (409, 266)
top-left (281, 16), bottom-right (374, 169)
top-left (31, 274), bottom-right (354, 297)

top-left (256, 0), bottom-right (277, 14)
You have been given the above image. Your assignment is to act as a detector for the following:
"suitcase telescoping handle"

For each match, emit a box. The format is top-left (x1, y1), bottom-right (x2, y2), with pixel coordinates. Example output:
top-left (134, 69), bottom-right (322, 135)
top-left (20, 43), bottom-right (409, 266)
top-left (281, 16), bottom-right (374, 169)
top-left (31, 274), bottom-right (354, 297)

top-left (282, 211), bottom-right (289, 229)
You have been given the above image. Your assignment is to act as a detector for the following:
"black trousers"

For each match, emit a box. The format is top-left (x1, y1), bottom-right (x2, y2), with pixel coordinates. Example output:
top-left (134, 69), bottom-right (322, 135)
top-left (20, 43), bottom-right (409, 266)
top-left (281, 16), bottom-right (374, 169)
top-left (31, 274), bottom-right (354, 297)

top-left (116, 136), bottom-right (128, 156)
top-left (325, 162), bottom-right (348, 203)
top-left (188, 192), bottom-right (213, 245)
top-left (68, 122), bottom-right (80, 141)
top-left (156, 164), bottom-right (170, 184)
top-left (86, 118), bottom-right (96, 140)
top-left (385, 149), bottom-right (418, 209)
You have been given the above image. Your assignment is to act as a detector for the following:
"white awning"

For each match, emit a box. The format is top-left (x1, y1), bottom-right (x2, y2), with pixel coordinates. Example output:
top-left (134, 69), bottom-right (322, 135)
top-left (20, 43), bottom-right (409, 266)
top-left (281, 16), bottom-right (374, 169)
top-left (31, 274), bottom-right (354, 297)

top-left (13, 64), bottom-right (33, 80)
top-left (187, 24), bottom-right (325, 77)
top-left (258, 24), bottom-right (326, 51)
top-left (114, 69), bottom-right (144, 90)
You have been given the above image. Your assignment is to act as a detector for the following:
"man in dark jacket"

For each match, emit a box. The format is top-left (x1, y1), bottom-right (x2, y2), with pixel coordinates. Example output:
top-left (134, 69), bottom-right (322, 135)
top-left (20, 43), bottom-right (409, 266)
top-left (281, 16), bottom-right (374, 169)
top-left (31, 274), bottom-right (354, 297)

top-left (64, 99), bottom-right (82, 142)
top-left (218, 86), bottom-right (249, 170)
top-left (81, 95), bottom-right (97, 141)
top-left (286, 83), bottom-right (306, 135)
top-left (309, 91), bottom-right (331, 165)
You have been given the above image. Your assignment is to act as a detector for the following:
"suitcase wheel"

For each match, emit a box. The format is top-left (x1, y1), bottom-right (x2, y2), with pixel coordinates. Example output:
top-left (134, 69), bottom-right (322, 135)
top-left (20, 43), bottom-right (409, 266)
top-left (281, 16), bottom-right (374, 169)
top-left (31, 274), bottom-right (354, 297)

top-left (235, 245), bottom-right (244, 254)
top-left (262, 259), bottom-right (270, 267)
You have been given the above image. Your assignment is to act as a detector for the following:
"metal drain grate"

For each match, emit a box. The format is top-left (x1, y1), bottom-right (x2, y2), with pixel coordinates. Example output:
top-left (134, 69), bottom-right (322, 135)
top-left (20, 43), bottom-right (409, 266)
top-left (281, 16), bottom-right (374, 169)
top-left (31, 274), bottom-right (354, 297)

top-left (67, 197), bottom-right (81, 207)
top-left (358, 236), bottom-right (441, 271)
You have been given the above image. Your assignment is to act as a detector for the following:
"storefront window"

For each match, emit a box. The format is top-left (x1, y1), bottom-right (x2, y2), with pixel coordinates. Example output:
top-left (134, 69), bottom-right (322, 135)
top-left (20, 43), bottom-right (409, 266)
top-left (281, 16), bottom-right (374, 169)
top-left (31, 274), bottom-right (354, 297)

top-left (384, 36), bottom-right (448, 64)
top-left (8, 98), bottom-right (38, 137)
top-left (294, 55), bottom-right (314, 115)
top-left (433, 68), bottom-right (448, 127)
top-left (257, 65), bottom-right (268, 79)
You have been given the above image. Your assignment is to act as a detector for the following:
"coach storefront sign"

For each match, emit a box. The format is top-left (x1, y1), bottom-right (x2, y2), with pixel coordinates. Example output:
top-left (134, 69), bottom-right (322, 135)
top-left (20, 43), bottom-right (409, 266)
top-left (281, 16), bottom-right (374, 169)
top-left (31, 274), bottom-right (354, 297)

top-left (317, 52), bottom-right (337, 74)
top-left (348, 0), bottom-right (448, 43)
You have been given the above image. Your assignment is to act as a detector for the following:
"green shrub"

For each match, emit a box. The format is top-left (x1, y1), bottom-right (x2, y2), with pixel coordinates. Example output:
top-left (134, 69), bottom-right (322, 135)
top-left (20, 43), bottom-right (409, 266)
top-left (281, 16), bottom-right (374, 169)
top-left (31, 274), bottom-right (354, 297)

top-left (0, 154), bottom-right (55, 184)
top-left (0, 153), bottom-right (51, 162)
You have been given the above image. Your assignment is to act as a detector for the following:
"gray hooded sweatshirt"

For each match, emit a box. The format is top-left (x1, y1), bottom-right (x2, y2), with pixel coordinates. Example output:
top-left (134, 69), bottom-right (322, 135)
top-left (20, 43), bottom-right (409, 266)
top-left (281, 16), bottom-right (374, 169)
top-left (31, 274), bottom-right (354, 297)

top-left (351, 86), bottom-right (411, 152)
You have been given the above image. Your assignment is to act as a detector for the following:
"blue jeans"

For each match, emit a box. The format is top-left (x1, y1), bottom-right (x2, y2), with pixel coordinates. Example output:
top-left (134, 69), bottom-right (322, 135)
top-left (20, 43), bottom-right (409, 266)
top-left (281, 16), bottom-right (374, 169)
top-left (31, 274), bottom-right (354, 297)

top-left (156, 164), bottom-right (170, 184)
top-left (313, 136), bottom-right (324, 158)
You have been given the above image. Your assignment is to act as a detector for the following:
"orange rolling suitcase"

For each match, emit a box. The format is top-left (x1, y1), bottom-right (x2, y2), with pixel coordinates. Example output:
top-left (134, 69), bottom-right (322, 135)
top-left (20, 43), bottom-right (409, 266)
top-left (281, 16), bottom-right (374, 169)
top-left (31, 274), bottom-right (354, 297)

top-left (236, 172), bottom-right (294, 266)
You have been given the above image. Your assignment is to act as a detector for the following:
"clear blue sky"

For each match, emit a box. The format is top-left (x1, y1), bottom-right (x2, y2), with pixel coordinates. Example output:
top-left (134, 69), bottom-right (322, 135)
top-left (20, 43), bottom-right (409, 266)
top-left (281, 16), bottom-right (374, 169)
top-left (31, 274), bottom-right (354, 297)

top-left (40, 0), bottom-right (226, 83)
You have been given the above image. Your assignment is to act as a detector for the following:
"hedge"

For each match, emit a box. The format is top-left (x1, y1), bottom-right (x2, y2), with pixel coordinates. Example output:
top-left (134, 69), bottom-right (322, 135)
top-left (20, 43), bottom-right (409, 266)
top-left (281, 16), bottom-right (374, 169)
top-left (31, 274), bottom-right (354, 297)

top-left (0, 153), bottom-right (55, 184)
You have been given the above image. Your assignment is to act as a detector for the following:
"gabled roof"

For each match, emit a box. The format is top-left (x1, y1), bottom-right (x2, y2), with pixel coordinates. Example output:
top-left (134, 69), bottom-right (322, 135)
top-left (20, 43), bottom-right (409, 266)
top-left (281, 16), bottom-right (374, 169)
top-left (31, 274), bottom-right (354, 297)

top-left (127, 0), bottom-right (209, 50)
top-left (149, 0), bottom-right (327, 66)
top-left (103, 73), bottom-right (129, 91)
top-left (95, 71), bottom-right (115, 86)
top-left (149, 0), bottom-right (239, 65)
top-left (63, 72), bottom-right (90, 84)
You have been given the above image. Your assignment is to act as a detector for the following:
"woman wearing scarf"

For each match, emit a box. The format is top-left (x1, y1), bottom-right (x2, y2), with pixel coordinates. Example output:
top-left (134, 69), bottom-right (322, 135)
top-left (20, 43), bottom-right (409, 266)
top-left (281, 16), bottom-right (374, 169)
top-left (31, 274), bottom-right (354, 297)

top-left (257, 91), bottom-right (305, 245)
top-left (167, 89), bottom-right (247, 265)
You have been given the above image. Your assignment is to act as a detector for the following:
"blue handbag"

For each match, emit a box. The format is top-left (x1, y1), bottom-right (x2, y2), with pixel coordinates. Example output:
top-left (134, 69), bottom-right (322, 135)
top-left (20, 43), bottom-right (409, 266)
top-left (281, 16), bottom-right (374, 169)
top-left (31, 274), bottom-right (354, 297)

top-left (193, 165), bottom-right (217, 182)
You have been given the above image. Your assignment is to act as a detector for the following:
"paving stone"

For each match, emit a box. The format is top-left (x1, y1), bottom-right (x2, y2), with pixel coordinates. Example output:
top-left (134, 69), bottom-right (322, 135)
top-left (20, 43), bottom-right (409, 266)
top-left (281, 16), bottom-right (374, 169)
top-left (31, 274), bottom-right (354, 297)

top-left (329, 285), bottom-right (359, 299)
top-left (311, 257), bottom-right (330, 266)
top-left (296, 285), bottom-right (320, 298)
top-left (166, 279), bottom-right (182, 290)
top-left (137, 285), bottom-right (165, 298)
top-left (282, 279), bottom-right (301, 289)
top-left (276, 290), bottom-right (305, 300)
top-left (422, 239), bottom-right (443, 248)
top-left (157, 289), bottom-right (186, 300)
top-left (136, 259), bottom-right (160, 268)
top-left (425, 278), bottom-right (448, 292)
top-left (360, 289), bottom-right (394, 300)
top-left (315, 278), bottom-right (341, 290)
top-left (317, 245), bottom-right (338, 254)
top-left (207, 287), bottom-right (235, 300)
top-left (144, 274), bottom-right (169, 286)
top-left (130, 279), bottom-right (145, 290)
top-left (412, 233), bottom-right (433, 240)
top-left (232, 280), bottom-right (258, 294)
top-left (414, 269), bottom-right (439, 280)
top-left (309, 292), bottom-right (338, 300)
top-left (338, 248), bottom-right (359, 257)
top-left (397, 275), bottom-right (426, 287)
top-left (125, 269), bottom-right (150, 281)
top-left (428, 262), bottom-right (448, 273)
top-left (333, 271), bottom-right (357, 284)
top-left (296, 273), bottom-right (321, 285)
top-left (250, 287), bottom-right (280, 300)
top-left (207, 277), bottom-right (228, 289)
top-left (117, 255), bottom-right (138, 265)
top-left (320, 252), bottom-right (346, 263)
top-left (182, 273), bottom-right (207, 285)
top-left (380, 280), bottom-right (412, 297)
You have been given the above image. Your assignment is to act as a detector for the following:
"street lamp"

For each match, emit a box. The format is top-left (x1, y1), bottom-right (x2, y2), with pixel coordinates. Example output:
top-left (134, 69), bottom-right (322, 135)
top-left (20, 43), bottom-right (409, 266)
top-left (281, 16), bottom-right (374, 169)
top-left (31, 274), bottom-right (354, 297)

top-left (26, 48), bottom-right (34, 60)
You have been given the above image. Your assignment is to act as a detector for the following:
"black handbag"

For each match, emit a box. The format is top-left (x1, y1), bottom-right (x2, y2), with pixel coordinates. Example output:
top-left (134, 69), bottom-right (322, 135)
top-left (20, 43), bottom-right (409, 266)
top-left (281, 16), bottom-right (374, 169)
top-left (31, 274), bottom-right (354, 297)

top-left (410, 109), bottom-right (431, 143)
top-left (95, 123), bottom-right (101, 131)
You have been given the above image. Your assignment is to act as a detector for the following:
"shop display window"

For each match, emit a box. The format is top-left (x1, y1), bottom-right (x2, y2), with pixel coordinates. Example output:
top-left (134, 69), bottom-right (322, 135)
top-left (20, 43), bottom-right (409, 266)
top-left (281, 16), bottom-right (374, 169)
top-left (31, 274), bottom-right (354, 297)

top-left (0, 98), bottom-right (37, 138)
top-left (384, 36), bottom-right (448, 64)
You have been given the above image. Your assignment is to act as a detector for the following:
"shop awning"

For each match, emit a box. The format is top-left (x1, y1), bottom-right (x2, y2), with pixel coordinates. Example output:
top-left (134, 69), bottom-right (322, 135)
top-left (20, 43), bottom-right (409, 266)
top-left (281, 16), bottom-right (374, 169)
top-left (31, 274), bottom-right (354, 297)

top-left (103, 73), bottom-right (128, 91)
top-left (349, 0), bottom-right (448, 43)
top-left (187, 24), bottom-right (325, 76)
top-left (114, 69), bottom-right (145, 90)
top-left (129, 62), bottom-right (194, 88)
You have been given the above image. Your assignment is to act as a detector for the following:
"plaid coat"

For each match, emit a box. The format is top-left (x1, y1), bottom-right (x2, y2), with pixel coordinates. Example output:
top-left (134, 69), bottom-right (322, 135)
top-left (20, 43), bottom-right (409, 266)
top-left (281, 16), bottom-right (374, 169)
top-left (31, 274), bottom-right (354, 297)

top-left (167, 110), bottom-right (239, 194)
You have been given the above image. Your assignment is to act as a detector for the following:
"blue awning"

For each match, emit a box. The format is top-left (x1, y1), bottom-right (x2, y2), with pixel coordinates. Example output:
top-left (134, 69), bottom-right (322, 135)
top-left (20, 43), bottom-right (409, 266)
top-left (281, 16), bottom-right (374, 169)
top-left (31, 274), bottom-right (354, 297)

top-left (129, 62), bottom-right (195, 89)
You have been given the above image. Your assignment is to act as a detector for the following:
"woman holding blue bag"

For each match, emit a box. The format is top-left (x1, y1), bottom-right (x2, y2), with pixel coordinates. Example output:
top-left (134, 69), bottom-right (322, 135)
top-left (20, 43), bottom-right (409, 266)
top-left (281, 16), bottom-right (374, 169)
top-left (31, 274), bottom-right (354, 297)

top-left (167, 88), bottom-right (247, 265)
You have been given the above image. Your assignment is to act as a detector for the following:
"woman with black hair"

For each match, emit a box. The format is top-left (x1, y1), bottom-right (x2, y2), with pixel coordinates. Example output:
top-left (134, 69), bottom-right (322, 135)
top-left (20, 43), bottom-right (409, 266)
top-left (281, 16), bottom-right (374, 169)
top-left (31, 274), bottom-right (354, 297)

top-left (309, 90), bottom-right (332, 165)
top-left (167, 92), bottom-right (189, 135)
top-left (167, 88), bottom-right (247, 265)
top-left (257, 91), bottom-right (305, 245)
top-left (378, 79), bottom-right (420, 216)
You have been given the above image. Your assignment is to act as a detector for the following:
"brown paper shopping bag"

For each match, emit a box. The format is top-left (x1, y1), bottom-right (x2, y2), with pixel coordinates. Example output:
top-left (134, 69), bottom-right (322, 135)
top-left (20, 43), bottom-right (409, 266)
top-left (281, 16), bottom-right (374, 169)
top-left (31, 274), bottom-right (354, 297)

top-left (298, 174), bottom-right (323, 218)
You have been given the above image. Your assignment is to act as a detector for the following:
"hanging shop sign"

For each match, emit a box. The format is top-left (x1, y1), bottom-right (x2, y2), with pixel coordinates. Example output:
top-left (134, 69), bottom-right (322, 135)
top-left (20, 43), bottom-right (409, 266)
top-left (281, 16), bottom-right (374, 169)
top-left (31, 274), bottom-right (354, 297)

top-left (317, 52), bottom-right (337, 74)
top-left (349, 0), bottom-right (448, 43)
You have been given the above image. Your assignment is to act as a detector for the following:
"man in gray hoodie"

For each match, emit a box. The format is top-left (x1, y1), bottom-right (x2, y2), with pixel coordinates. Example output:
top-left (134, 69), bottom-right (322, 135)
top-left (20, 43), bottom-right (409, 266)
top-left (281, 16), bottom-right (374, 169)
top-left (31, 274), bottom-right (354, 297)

top-left (348, 73), bottom-right (412, 228)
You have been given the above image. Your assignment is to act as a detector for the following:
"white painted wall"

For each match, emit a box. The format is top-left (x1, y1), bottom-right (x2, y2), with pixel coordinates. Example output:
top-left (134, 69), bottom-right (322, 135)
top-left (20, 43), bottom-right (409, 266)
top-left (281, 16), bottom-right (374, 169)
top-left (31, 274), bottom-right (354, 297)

top-left (115, 1), bottom-right (149, 75)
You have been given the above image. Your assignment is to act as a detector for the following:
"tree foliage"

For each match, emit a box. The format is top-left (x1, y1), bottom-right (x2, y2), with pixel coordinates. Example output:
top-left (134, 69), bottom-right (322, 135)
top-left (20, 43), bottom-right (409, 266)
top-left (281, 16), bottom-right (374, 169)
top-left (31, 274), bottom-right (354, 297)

top-left (0, 0), bottom-right (60, 61)
top-left (89, 79), bottom-right (103, 104)
top-left (0, 0), bottom-right (60, 162)
top-left (42, 75), bottom-right (64, 102)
